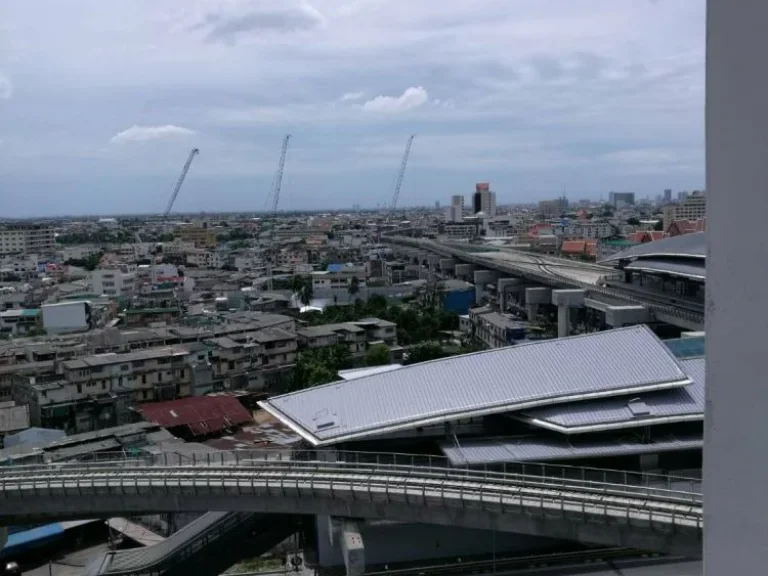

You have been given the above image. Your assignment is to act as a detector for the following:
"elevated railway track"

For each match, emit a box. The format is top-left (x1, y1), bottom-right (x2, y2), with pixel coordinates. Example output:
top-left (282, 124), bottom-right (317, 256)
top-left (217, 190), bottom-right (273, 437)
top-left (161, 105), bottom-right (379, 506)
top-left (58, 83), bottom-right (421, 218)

top-left (0, 454), bottom-right (702, 557)
top-left (386, 236), bottom-right (704, 329)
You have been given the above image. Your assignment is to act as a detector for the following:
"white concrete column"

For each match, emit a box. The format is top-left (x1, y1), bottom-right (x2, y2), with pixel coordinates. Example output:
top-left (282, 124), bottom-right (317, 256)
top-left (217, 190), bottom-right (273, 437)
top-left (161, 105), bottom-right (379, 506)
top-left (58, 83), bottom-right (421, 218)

top-left (341, 521), bottom-right (365, 576)
top-left (552, 289), bottom-right (585, 339)
top-left (705, 1), bottom-right (768, 572)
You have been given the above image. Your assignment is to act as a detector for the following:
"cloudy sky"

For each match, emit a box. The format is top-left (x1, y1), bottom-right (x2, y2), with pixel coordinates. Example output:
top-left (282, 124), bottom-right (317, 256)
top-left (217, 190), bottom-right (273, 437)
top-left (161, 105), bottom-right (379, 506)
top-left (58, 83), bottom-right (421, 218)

top-left (0, 0), bottom-right (704, 216)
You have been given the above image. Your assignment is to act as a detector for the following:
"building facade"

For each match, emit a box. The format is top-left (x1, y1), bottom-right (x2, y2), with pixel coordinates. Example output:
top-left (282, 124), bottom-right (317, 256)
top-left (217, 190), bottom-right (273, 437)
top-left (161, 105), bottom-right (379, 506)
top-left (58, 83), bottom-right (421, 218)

top-left (663, 192), bottom-right (707, 230)
top-left (0, 224), bottom-right (56, 256)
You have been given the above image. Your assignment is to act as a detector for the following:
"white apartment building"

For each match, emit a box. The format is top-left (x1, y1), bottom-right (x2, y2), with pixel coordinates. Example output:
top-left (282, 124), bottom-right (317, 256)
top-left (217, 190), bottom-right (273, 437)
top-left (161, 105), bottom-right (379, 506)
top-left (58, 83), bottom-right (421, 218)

top-left (91, 268), bottom-right (137, 299)
top-left (0, 224), bottom-right (56, 256)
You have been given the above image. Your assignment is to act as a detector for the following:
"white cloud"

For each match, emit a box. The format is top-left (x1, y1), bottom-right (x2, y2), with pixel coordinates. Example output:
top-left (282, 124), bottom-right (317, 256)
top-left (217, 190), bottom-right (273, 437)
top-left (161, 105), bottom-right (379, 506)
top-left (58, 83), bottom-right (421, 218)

top-left (362, 86), bottom-right (429, 113)
top-left (110, 124), bottom-right (196, 144)
top-left (340, 91), bottom-right (365, 102)
top-left (0, 74), bottom-right (12, 100)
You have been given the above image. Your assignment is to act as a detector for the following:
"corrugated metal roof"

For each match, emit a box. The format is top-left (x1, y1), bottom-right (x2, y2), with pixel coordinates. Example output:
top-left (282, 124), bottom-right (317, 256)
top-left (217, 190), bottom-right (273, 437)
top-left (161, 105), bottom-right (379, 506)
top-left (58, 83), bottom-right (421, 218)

top-left (517, 357), bottom-right (705, 434)
top-left (337, 364), bottom-right (403, 381)
top-left (440, 433), bottom-right (703, 465)
top-left (626, 258), bottom-right (706, 280)
top-left (259, 325), bottom-right (691, 446)
top-left (599, 232), bottom-right (706, 263)
top-left (138, 396), bottom-right (252, 436)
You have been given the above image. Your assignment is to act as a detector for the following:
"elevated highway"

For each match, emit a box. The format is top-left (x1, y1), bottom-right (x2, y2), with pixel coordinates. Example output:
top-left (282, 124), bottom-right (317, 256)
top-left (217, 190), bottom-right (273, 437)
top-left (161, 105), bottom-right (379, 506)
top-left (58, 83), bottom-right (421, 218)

top-left (386, 236), bottom-right (704, 330)
top-left (0, 453), bottom-right (702, 557)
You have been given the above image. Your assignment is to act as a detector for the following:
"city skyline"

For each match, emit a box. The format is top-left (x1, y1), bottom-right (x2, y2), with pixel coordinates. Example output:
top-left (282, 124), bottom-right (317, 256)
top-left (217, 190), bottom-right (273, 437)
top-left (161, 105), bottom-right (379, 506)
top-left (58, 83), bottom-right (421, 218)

top-left (0, 0), bottom-right (704, 216)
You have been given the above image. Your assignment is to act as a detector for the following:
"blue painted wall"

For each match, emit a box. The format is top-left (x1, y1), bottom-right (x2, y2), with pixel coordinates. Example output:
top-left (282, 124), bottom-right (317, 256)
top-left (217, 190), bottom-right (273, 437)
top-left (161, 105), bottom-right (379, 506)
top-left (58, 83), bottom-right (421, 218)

top-left (443, 289), bottom-right (475, 315)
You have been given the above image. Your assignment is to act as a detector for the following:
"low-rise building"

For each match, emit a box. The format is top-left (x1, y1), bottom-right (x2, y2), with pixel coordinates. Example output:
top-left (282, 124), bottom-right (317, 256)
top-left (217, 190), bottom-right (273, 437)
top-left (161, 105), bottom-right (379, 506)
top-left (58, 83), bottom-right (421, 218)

top-left (13, 344), bottom-right (212, 433)
top-left (468, 307), bottom-right (526, 349)
top-left (91, 268), bottom-right (137, 299)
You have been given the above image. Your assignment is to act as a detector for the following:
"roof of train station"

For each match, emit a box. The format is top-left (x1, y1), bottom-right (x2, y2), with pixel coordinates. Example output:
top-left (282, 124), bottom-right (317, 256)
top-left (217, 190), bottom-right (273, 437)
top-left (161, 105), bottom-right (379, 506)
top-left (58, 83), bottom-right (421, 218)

top-left (259, 325), bottom-right (694, 446)
top-left (598, 232), bottom-right (707, 281)
top-left (599, 232), bottom-right (706, 263)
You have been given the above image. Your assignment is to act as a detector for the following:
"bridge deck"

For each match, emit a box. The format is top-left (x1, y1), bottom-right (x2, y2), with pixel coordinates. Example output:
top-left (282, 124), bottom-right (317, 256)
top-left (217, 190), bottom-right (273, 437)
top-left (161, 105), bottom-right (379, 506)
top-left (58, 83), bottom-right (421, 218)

top-left (0, 456), bottom-right (703, 557)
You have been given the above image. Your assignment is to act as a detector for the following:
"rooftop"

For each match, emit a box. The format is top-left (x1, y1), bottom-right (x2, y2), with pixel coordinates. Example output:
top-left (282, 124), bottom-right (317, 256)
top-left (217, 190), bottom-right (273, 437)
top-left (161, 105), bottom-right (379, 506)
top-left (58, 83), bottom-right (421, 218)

top-left (516, 357), bottom-right (704, 433)
top-left (137, 395), bottom-right (252, 436)
top-left (259, 325), bottom-right (691, 446)
top-left (599, 232), bottom-right (706, 263)
top-left (440, 433), bottom-right (703, 465)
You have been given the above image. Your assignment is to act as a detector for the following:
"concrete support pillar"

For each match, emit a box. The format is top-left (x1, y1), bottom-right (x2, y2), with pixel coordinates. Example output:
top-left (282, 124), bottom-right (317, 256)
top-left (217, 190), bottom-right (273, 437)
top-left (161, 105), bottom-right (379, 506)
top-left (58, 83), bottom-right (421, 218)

top-left (604, 305), bottom-right (651, 328)
top-left (706, 2), bottom-right (768, 571)
top-left (341, 521), bottom-right (365, 576)
top-left (427, 254), bottom-right (441, 271)
top-left (552, 289), bottom-right (585, 338)
top-left (473, 270), bottom-right (499, 303)
top-left (455, 263), bottom-right (473, 281)
top-left (439, 258), bottom-right (456, 275)
top-left (497, 278), bottom-right (521, 312)
top-left (525, 287), bottom-right (551, 321)
top-left (557, 306), bottom-right (569, 338)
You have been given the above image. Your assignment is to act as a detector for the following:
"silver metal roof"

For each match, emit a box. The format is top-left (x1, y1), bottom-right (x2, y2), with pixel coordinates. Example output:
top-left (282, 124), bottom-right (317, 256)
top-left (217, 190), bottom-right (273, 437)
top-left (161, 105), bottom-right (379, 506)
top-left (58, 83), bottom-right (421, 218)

top-left (259, 325), bottom-right (692, 446)
top-left (440, 433), bottom-right (703, 465)
top-left (517, 357), bottom-right (705, 434)
top-left (599, 232), bottom-right (706, 263)
top-left (625, 258), bottom-right (706, 280)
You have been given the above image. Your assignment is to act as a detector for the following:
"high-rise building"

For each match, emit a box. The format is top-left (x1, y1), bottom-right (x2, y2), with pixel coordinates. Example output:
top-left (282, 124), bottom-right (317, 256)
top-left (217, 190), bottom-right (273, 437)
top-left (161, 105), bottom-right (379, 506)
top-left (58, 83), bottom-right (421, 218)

top-left (445, 195), bottom-right (465, 222)
top-left (664, 189), bottom-right (672, 203)
top-left (608, 192), bottom-right (635, 208)
top-left (0, 223), bottom-right (56, 256)
top-left (472, 182), bottom-right (497, 217)
top-left (677, 191), bottom-right (690, 202)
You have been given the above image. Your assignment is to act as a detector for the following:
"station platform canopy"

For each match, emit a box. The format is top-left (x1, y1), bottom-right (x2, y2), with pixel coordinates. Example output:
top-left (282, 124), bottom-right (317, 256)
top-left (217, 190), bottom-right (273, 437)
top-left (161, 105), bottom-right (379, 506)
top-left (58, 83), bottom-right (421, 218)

top-left (259, 325), bottom-right (692, 447)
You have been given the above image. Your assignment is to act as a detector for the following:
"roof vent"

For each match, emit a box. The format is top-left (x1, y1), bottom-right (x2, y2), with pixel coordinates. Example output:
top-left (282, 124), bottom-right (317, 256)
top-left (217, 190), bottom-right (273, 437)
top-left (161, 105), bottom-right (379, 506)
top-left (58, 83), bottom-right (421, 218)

top-left (313, 409), bottom-right (337, 431)
top-left (628, 398), bottom-right (651, 417)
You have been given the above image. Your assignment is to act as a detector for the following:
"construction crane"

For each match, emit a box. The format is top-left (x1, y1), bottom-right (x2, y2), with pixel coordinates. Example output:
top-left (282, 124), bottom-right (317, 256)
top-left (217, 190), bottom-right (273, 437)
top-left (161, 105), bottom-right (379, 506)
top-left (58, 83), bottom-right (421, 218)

top-left (388, 134), bottom-right (415, 218)
top-left (265, 135), bottom-right (291, 291)
top-left (376, 135), bottom-right (415, 243)
top-left (163, 148), bottom-right (200, 218)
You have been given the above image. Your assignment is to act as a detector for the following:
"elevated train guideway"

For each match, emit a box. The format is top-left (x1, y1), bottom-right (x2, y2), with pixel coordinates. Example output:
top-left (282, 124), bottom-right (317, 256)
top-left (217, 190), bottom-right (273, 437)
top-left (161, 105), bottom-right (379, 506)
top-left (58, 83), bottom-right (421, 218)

top-left (385, 235), bottom-right (704, 330)
top-left (0, 454), bottom-right (702, 558)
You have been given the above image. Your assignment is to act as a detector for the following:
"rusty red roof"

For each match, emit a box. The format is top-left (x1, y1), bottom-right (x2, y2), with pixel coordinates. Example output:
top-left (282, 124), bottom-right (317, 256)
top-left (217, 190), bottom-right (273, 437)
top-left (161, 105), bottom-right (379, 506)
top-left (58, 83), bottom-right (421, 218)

top-left (138, 396), bottom-right (252, 436)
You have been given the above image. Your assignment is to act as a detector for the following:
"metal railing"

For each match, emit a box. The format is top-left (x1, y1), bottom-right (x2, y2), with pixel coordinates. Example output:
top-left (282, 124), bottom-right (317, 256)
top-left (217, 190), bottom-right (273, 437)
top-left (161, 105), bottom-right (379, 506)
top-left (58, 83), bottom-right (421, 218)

top-left (0, 451), bottom-right (703, 536)
top-left (0, 448), bottom-right (701, 496)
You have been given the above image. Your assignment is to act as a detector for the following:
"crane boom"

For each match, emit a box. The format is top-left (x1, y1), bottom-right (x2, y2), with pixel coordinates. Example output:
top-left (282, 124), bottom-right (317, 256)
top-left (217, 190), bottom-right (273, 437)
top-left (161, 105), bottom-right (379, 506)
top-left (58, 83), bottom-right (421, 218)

top-left (164, 148), bottom-right (200, 217)
top-left (270, 136), bottom-right (291, 217)
top-left (389, 135), bottom-right (415, 215)
top-left (265, 135), bottom-right (291, 291)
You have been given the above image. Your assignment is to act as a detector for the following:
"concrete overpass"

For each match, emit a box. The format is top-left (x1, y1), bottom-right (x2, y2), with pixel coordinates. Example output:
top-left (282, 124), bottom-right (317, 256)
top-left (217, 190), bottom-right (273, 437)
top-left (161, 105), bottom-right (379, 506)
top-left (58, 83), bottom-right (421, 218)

top-left (386, 236), bottom-right (704, 330)
top-left (0, 454), bottom-right (702, 557)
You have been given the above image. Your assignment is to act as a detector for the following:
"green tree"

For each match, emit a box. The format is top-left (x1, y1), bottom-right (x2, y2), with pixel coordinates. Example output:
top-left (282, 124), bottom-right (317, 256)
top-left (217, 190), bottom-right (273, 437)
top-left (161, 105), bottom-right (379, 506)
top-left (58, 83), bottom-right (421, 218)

top-left (653, 220), bottom-right (664, 231)
top-left (366, 344), bottom-right (391, 366)
top-left (405, 343), bottom-right (446, 365)
top-left (626, 217), bottom-right (641, 226)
